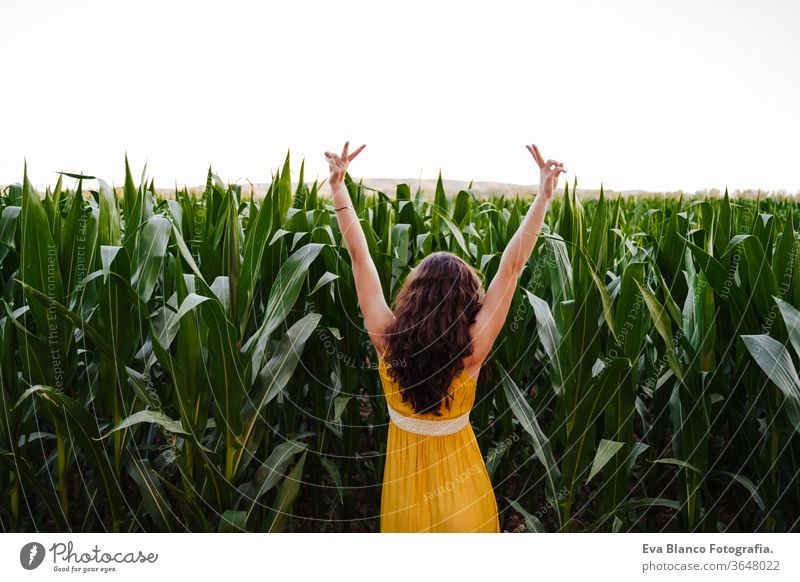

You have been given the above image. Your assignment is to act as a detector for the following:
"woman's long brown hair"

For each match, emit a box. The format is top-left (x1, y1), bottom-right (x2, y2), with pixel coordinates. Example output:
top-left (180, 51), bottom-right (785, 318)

top-left (383, 251), bottom-right (484, 416)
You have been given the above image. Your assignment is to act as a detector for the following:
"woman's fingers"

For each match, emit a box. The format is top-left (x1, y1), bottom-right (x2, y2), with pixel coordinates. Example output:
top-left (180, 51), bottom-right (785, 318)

top-left (527, 145), bottom-right (543, 168)
top-left (325, 152), bottom-right (342, 166)
top-left (544, 160), bottom-right (567, 173)
top-left (348, 144), bottom-right (366, 161)
top-left (341, 141), bottom-right (349, 160)
top-left (531, 144), bottom-right (545, 168)
top-left (546, 169), bottom-right (562, 195)
top-left (545, 166), bottom-right (565, 185)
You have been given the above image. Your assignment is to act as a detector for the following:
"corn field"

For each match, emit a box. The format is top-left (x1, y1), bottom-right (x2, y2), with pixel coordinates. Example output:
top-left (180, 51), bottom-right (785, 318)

top-left (1, 155), bottom-right (799, 533)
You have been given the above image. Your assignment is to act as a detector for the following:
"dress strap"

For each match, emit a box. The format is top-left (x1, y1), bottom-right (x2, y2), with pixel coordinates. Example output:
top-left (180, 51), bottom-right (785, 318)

top-left (386, 402), bottom-right (470, 436)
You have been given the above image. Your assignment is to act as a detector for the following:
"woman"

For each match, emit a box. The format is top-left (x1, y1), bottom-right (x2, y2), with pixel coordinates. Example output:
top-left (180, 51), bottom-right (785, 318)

top-left (325, 142), bottom-right (565, 532)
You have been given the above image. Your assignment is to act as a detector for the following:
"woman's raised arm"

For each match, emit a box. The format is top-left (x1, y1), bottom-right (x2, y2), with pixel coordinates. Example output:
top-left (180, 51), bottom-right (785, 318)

top-left (467, 144), bottom-right (565, 370)
top-left (326, 142), bottom-right (395, 355)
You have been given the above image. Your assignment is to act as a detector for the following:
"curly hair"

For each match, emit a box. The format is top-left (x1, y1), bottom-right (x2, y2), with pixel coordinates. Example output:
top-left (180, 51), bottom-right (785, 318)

top-left (383, 251), bottom-right (484, 416)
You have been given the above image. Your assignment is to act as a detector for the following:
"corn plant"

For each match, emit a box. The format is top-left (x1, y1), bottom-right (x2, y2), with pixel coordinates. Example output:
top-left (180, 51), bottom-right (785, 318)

top-left (0, 158), bottom-right (798, 532)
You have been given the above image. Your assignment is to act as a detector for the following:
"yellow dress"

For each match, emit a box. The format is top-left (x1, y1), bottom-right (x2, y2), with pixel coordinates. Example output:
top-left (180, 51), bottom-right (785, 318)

top-left (377, 350), bottom-right (500, 532)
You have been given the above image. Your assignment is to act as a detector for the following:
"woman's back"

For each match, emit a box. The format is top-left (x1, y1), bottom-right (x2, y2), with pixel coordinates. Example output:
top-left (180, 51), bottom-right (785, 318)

top-left (378, 351), bottom-right (477, 420)
top-left (377, 351), bottom-right (500, 532)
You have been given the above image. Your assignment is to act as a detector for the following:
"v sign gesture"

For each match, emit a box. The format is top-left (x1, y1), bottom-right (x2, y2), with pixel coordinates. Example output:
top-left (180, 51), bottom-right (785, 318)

top-left (325, 141), bottom-right (366, 186)
top-left (325, 141), bottom-right (395, 356)
top-left (526, 144), bottom-right (566, 201)
top-left (466, 142), bottom-right (563, 372)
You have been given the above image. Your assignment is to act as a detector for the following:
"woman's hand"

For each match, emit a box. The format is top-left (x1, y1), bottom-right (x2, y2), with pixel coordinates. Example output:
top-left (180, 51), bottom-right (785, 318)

top-left (325, 141), bottom-right (366, 187)
top-left (526, 144), bottom-right (566, 202)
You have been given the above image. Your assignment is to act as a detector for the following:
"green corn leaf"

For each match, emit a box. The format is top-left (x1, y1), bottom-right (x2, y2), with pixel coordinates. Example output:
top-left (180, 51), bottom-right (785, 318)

top-left (587, 439), bottom-right (625, 483)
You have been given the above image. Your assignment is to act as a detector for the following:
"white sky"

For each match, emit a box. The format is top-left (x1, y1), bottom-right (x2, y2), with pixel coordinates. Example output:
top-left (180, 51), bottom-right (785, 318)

top-left (1, 0), bottom-right (799, 193)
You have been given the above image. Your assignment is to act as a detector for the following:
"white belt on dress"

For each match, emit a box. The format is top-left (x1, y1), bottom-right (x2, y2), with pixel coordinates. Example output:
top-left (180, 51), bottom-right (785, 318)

top-left (387, 403), bottom-right (470, 436)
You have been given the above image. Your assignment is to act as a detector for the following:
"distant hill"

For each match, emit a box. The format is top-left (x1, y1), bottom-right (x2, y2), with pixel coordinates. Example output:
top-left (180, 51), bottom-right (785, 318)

top-left (150, 178), bottom-right (685, 200)
top-left (5, 178), bottom-right (792, 200)
top-left (346, 178), bottom-right (652, 200)
top-left (153, 178), bottom-right (786, 200)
